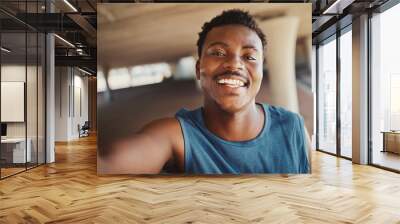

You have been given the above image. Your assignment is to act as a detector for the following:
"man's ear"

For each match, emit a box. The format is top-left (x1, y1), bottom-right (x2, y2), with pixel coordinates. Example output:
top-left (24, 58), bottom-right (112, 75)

top-left (195, 60), bottom-right (200, 80)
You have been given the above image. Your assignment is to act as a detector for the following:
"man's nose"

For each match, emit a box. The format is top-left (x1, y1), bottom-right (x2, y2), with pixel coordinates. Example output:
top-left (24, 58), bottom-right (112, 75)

top-left (223, 55), bottom-right (244, 71)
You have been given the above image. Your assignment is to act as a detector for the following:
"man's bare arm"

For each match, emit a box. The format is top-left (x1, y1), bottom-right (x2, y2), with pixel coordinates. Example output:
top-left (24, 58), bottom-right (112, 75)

top-left (99, 118), bottom-right (180, 174)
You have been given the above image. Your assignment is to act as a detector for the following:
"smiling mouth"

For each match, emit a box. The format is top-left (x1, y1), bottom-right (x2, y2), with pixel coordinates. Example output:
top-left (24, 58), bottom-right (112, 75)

top-left (216, 78), bottom-right (246, 88)
top-left (216, 76), bottom-right (248, 88)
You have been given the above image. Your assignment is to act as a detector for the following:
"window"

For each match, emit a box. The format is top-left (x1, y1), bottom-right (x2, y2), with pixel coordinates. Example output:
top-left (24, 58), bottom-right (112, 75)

top-left (339, 27), bottom-right (352, 158)
top-left (317, 36), bottom-right (337, 154)
top-left (370, 2), bottom-right (400, 171)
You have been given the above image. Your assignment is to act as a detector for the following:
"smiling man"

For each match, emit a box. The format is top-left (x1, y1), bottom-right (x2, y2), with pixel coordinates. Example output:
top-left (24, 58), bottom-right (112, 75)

top-left (101, 9), bottom-right (310, 174)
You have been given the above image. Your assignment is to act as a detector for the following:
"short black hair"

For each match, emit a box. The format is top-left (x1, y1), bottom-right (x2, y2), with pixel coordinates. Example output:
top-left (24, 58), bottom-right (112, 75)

top-left (197, 9), bottom-right (267, 58)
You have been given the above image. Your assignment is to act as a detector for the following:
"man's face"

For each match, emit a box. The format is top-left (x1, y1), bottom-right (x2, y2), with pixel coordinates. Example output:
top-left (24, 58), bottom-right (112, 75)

top-left (196, 25), bottom-right (264, 112)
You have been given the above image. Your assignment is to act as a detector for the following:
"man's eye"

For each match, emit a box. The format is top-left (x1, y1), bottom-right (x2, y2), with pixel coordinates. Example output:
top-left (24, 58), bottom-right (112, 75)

top-left (211, 51), bottom-right (225, 57)
top-left (244, 55), bottom-right (256, 61)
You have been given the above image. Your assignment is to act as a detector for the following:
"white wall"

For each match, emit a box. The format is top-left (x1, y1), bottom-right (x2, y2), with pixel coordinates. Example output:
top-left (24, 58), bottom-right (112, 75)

top-left (55, 67), bottom-right (89, 141)
top-left (1, 65), bottom-right (26, 134)
top-left (1, 65), bottom-right (36, 138)
top-left (71, 73), bottom-right (89, 138)
top-left (55, 66), bottom-right (69, 141)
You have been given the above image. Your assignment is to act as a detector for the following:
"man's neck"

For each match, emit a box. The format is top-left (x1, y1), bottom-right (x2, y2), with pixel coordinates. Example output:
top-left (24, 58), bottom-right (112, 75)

top-left (202, 101), bottom-right (264, 141)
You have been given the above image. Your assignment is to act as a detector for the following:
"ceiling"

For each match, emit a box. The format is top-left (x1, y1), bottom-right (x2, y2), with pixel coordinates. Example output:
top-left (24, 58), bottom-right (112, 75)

top-left (0, 0), bottom-right (96, 14)
top-left (0, 0), bottom-right (97, 73)
top-left (98, 3), bottom-right (312, 69)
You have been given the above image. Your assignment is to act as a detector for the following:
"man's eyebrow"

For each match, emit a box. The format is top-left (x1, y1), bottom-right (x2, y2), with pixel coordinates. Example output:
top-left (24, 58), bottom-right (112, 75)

top-left (207, 41), bottom-right (229, 48)
top-left (242, 45), bottom-right (259, 51)
top-left (207, 42), bottom-right (260, 51)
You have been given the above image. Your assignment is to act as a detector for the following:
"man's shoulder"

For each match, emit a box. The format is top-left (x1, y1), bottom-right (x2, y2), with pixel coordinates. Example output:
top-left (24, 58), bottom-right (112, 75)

top-left (136, 117), bottom-right (181, 145)
top-left (264, 104), bottom-right (304, 135)
top-left (175, 107), bottom-right (200, 119)
top-left (145, 107), bottom-right (201, 136)
top-left (140, 117), bottom-right (181, 135)
top-left (266, 104), bottom-right (303, 124)
top-left (139, 117), bottom-right (184, 151)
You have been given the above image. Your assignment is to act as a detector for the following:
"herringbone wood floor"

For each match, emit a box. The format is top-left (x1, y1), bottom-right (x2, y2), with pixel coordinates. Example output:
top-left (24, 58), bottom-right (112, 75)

top-left (1, 135), bottom-right (400, 224)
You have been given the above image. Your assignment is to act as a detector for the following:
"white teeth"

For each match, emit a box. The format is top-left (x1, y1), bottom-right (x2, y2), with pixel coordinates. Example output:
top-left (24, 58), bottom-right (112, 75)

top-left (217, 79), bottom-right (245, 87)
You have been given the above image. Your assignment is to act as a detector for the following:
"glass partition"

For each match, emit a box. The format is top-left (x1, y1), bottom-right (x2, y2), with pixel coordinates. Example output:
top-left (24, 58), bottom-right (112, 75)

top-left (1, 30), bottom-right (28, 177)
top-left (0, 1), bottom-right (46, 179)
top-left (26, 0), bottom-right (41, 169)
top-left (27, 31), bottom-right (38, 169)
top-left (38, 32), bottom-right (45, 165)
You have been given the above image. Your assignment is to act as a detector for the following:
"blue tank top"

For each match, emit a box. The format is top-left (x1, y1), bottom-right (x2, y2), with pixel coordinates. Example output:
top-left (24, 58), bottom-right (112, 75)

top-left (175, 103), bottom-right (309, 174)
